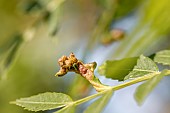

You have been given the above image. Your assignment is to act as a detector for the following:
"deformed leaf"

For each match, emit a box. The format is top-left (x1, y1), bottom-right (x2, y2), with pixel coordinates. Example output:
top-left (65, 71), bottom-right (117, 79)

top-left (54, 105), bottom-right (75, 113)
top-left (84, 90), bottom-right (113, 113)
top-left (134, 70), bottom-right (167, 105)
top-left (98, 57), bottom-right (138, 81)
top-left (11, 92), bottom-right (73, 111)
top-left (154, 50), bottom-right (170, 66)
top-left (124, 55), bottom-right (159, 80)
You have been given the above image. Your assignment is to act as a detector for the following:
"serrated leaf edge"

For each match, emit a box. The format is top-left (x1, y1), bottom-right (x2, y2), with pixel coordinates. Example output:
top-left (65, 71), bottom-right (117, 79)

top-left (10, 92), bottom-right (73, 112)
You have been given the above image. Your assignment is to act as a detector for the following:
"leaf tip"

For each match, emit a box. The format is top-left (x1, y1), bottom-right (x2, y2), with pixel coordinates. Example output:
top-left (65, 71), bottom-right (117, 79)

top-left (134, 94), bottom-right (143, 106)
top-left (9, 101), bottom-right (16, 104)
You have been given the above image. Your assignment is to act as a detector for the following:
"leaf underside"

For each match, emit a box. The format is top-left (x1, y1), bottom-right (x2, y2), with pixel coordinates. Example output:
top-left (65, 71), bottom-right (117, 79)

top-left (134, 70), bottom-right (167, 105)
top-left (84, 90), bottom-right (113, 113)
top-left (98, 57), bottom-right (138, 81)
top-left (11, 92), bottom-right (73, 111)
top-left (154, 50), bottom-right (170, 66)
top-left (125, 55), bottom-right (159, 80)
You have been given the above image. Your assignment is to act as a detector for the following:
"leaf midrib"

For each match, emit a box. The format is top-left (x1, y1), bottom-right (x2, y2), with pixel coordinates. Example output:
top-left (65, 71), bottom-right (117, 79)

top-left (17, 100), bottom-right (72, 105)
top-left (133, 69), bottom-right (158, 73)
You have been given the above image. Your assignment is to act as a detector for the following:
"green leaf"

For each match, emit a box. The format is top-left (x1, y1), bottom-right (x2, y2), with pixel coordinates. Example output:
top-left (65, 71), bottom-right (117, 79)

top-left (54, 105), bottom-right (75, 113)
top-left (134, 70), bottom-right (167, 105)
top-left (154, 50), bottom-right (170, 66)
top-left (48, 0), bottom-right (66, 36)
top-left (0, 34), bottom-right (23, 79)
top-left (98, 57), bottom-right (138, 81)
top-left (112, 0), bottom-right (170, 59)
top-left (11, 92), bottom-right (73, 111)
top-left (84, 90), bottom-right (113, 113)
top-left (124, 55), bottom-right (159, 80)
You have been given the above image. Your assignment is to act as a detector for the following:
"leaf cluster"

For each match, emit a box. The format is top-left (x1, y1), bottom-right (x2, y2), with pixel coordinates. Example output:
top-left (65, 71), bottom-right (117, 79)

top-left (12, 50), bottom-right (170, 112)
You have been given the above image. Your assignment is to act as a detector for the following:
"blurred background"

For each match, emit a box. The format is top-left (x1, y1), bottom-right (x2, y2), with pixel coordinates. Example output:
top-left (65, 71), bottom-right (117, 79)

top-left (0, 0), bottom-right (170, 113)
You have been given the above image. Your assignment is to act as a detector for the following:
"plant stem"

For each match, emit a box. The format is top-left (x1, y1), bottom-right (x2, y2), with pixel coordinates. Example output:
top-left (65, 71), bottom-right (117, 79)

top-left (112, 72), bottom-right (159, 90)
top-left (74, 70), bottom-right (170, 105)
top-left (74, 89), bottom-right (108, 105)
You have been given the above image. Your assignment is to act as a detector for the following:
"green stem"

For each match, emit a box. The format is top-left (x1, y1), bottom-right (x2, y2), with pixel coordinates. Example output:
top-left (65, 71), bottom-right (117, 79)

top-left (73, 70), bottom-right (170, 105)
top-left (74, 89), bottom-right (108, 105)
top-left (112, 72), bottom-right (159, 90)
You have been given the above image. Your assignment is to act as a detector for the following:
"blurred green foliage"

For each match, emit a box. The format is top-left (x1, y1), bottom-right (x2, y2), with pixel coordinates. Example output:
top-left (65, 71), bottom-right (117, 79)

top-left (0, 0), bottom-right (170, 113)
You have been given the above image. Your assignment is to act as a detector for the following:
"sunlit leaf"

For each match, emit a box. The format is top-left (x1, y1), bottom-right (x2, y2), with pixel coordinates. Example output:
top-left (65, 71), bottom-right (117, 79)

top-left (134, 70), bottom-right (167, 105)
top-left (154, 50), bottom-right (170, 66)
top-left (98, 57), bottom-right (138, 81)
top-left (11, 92), bottom-right (73, 111)
top-left (84, 90), bottom-right (113, 113)
top-left (125, 55), bottom-right (159, 80)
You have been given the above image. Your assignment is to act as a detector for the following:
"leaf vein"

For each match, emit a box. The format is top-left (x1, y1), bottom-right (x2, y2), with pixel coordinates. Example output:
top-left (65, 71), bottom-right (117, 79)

top-left (17, 100), bottom-right (72, 105)
top-left (133, 69), bottom-right (157, 73)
